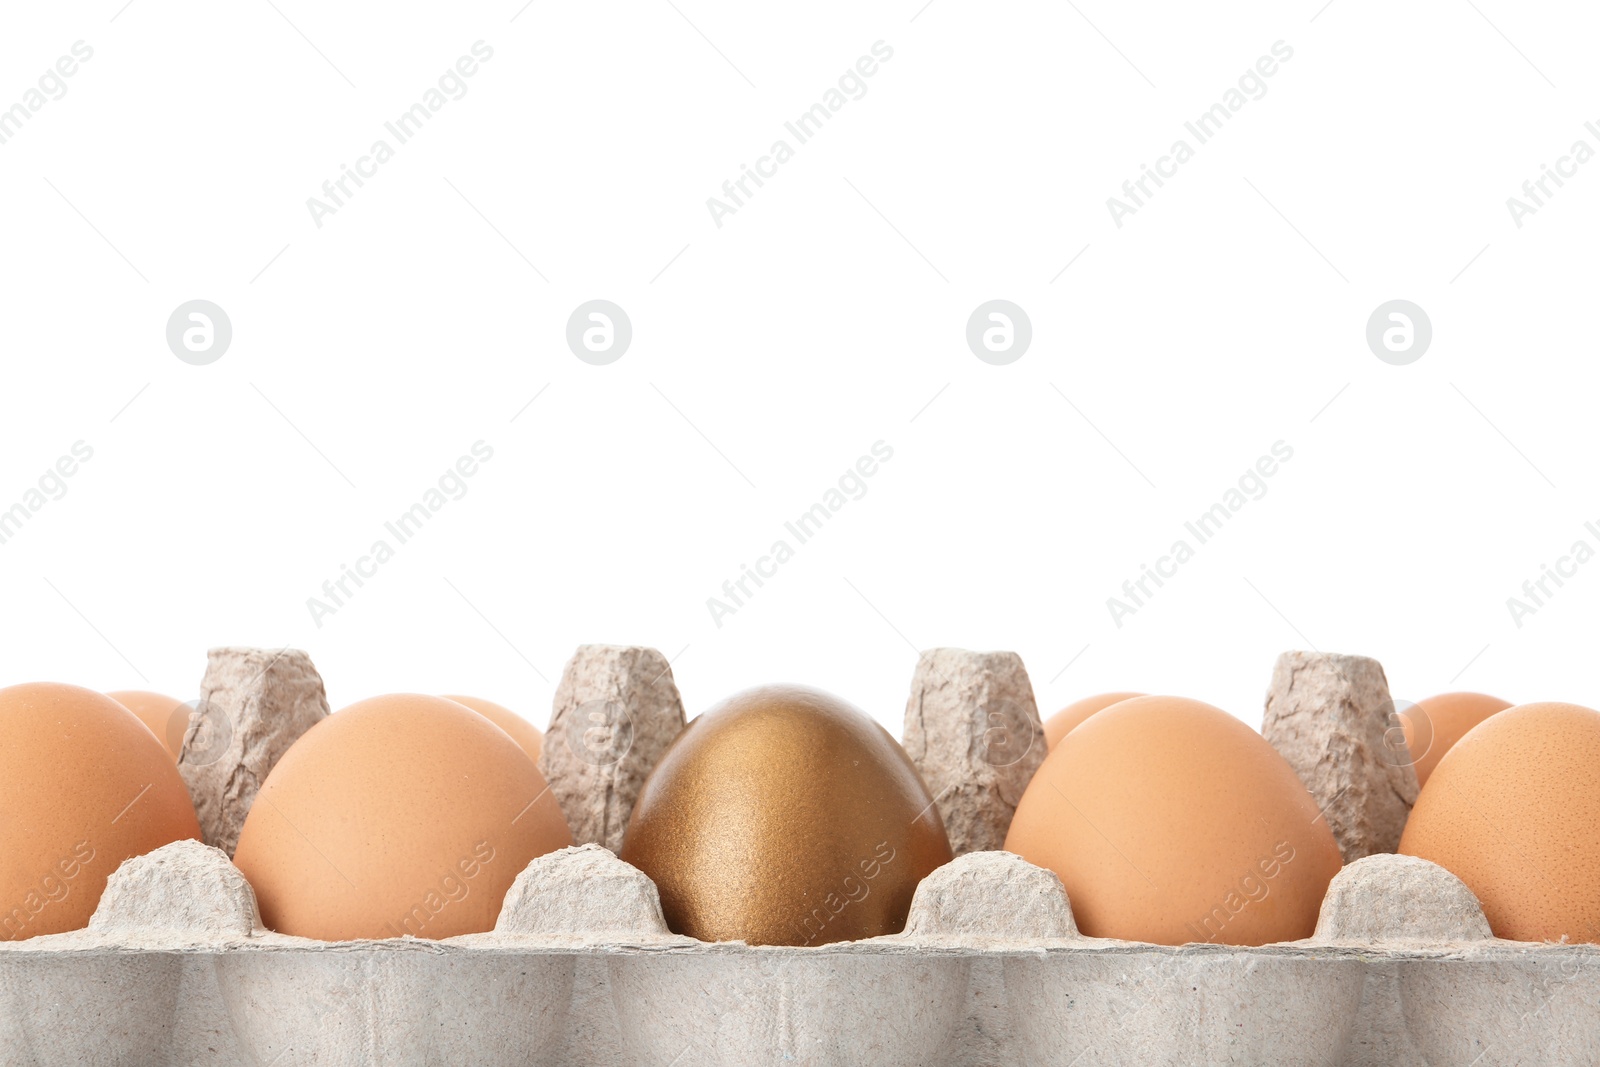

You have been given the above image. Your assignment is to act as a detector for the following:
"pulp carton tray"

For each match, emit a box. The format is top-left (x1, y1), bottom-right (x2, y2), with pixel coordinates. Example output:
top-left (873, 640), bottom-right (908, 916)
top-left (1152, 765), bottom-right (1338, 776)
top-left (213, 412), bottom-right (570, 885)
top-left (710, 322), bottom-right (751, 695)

top-left (0, 646), bottom-right (1592, 1066)
top-left (2, 856), bottom-right (1595, 1067)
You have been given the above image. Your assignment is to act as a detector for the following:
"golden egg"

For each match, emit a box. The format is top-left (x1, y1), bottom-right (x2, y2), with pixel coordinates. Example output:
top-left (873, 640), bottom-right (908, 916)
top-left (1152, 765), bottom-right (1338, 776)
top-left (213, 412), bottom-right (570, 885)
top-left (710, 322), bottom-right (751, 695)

top-left (441, 694), bottom-right (542, 765)
top-left (619, 684), bottom-right (952, 946)
top-left (1005, 695), bottom-right (1343, 946)
top-left (0, 683), bottom-right (200, 940)
top-left (233, 693), bottom-right (571, 941)
top-left (107, 689), bottom-right (189, 760)
top-left (1399, 701), bottom-right (1600, 943)
top-left (1043, 691), bottom-right (1143, 749)
top-left (1399, 691), bottom-right (1512, 787)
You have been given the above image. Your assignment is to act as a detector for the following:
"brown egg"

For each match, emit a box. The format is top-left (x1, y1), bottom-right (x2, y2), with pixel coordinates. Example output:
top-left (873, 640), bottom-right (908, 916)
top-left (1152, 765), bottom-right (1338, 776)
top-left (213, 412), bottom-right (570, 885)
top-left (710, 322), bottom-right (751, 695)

top-left (1043, 691), bottom-right (1143, 749)
top-left (0, 683), bottom-right (201, 940)
top-left (441, 694), bottom-right (542, 765)
top-left (1399, 691), bottom-right (1513, 787)
top-left (619, 684), bottom-right (952, 946)
top-left (232, 693), bottom-right (571, 941)
top-left (1005, 695), bottom-right (1343, 946)
top-left (1399, 701), bottom-right (1600, 943)
top-left (107, 690), bottom-right (189, 760)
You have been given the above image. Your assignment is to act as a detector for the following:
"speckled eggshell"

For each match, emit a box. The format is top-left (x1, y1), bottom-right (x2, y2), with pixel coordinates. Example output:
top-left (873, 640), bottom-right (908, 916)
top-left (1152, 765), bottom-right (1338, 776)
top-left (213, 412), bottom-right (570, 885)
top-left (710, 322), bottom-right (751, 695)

top-left (0, 683), bottom-right (201, 940)
top-left (1005, 695), bottom-right (1344, 946)
top-left (619, 684), bottom-right (953, 947)
top-left (1399, 691), bottom-right (1513, 787)
top-left (107, 689), bottom-right (189, 760)
top-left (232, 693), bottom-right (571, 941)
top-left (441, 694), bottom-right (542, 765)
top-left (1399, 701), bottom-right (1600, 943)
top-left (1042, 691), bottom-right (1144, 749)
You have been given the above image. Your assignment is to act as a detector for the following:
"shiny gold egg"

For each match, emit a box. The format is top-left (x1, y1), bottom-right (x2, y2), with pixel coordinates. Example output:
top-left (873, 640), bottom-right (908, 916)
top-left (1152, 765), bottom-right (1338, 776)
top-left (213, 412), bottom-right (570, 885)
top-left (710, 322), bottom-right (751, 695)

top-left (619, 684), bottom-right (952, 946)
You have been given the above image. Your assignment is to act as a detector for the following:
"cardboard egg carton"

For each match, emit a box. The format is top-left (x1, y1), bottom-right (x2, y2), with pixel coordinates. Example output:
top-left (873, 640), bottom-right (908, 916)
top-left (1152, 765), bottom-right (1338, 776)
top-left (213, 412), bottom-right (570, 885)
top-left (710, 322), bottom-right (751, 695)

top-left (0, 646), bottom-right (1594, 1066)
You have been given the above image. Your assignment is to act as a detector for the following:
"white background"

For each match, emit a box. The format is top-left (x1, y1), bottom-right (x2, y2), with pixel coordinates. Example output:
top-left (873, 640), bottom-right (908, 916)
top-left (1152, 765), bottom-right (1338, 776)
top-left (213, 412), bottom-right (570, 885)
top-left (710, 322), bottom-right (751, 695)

top-left (2, 0), bottom-right (1596, 740)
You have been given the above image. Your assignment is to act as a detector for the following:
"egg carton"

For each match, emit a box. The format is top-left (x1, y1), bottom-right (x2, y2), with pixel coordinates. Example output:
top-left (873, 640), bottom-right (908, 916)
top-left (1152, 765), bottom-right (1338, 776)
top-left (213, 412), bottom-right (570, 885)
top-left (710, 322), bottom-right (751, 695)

top-left (0, 646), bottom-right (1593, 1067)
top-left (4, 841), bottom-right (1595, 1066)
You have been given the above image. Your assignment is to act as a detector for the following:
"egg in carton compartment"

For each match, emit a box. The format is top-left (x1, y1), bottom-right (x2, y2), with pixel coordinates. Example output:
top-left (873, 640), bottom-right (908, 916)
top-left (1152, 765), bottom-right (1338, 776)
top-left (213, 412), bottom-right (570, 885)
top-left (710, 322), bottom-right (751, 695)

top-left (0, 645), bottom-right (1595, 1066)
